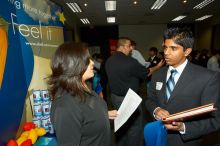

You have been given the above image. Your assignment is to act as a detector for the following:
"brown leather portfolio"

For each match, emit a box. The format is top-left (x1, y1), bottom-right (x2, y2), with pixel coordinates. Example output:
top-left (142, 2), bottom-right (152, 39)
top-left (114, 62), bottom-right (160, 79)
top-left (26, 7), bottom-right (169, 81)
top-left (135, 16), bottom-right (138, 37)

top-left (163, 103), bottom-right (217, 123)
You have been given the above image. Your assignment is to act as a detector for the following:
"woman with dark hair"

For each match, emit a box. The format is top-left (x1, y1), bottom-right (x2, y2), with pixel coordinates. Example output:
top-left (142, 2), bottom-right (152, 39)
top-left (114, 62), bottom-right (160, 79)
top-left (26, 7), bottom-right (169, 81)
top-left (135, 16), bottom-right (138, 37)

top-left (48, 42), bottom-right (117, 146)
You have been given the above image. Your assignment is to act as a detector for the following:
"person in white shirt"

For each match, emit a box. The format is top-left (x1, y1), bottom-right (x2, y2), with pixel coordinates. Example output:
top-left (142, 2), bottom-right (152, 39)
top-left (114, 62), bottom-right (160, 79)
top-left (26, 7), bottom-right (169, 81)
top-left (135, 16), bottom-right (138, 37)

top-left (207, 49), bottom-right (220, 72)
top-left (130, 40), bottom-right (148, 67)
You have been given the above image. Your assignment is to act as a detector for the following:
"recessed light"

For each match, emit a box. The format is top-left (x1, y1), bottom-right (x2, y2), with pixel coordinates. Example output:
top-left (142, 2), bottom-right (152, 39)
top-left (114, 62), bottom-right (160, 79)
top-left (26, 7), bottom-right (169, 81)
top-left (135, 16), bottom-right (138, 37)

top-left (195, 15), bottom-right (213, 21)
top-left (105, 1), bottom-right (116, 11)
top-left (151, 0), bottom-right (167, 10)
top-left (172, 15), bottom-right (187, 21)
top-left (193, 0), bottom-right (214, 9)
top-left (66, 3), bottom-right (82, 13)
top-left (182, 0), bottom-right (187, 3)
top-left (84, 3), bottom-right (88, 7)
top-left (80, 18), bottom-right (90, 24)
top-left (134, 1), bottom-right (138, 4)
top-left (107, 17), bottom-right (116, 23)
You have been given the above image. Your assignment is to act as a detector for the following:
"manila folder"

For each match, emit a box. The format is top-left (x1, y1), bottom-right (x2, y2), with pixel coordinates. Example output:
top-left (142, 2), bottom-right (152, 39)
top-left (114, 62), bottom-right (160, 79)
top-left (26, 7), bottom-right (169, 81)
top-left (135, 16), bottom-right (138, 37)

top-left (163, 103), bottom-right (217, 123)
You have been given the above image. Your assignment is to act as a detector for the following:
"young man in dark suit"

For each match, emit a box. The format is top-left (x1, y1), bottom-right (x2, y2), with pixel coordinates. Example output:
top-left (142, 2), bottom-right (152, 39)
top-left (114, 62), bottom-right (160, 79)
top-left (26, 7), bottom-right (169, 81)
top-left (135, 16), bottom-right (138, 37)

top-left (145, 27), bottom-right (220, 146)
top-left (147, 47), bottom-right (161, 68)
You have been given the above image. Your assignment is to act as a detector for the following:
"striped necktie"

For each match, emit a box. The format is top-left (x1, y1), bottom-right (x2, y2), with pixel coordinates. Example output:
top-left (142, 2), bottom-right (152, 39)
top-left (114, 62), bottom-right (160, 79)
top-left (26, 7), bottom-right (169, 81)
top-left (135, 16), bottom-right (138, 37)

top-left (166, 69), bottom-right (177, 100)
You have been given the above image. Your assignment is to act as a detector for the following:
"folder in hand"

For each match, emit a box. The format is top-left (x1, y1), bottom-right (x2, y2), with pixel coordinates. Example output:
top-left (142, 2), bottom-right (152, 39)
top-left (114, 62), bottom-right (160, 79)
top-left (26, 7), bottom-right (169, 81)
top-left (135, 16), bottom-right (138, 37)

top-left (162, 103), bottom-right (217, 123)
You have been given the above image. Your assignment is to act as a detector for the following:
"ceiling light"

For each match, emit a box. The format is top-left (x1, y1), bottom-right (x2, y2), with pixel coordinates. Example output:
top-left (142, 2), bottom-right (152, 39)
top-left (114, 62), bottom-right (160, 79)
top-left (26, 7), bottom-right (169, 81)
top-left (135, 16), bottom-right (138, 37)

top-left (172, 15), bottom-right (187, 21)
top-left (151, 0), bottom-right (167, 10)
top-left (182, 0), bottom-right (187, 3)
top-left (193, 0), bottom-right (214, 9)
top-left (134, 1), bottom-right (138, 4)
top-left (66, 3), bottom-right (82, 13)
top-left (80, 18), bottom-right (90, 24)
top-left (107, 17), bottom-right (116, 23)
top-left (84, 3), bottom-right (88, 7)
top-left (105, 1), bottom-right (116, 11)
top-left (195, 15), bottom-right (212, 21)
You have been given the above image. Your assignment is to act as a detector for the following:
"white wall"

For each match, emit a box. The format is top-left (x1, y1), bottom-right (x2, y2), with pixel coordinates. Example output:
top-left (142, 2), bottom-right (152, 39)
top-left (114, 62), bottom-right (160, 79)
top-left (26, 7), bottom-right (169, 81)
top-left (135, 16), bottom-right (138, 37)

top-left (119, 24), bottom-right (167, 58)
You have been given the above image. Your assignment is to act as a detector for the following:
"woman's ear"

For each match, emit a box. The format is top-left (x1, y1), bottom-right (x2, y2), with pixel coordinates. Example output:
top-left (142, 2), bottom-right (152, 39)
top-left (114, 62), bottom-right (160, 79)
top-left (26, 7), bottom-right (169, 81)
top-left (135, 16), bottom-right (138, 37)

top-left (185, 48), bottom-right (192, 57)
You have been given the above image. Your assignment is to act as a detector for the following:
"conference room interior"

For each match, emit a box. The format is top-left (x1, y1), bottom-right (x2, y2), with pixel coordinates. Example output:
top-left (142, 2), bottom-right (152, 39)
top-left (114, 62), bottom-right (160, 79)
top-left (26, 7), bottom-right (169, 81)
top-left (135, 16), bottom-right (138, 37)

top-left (2, 0), bottom-right (217, 145)
top-left (51, 0), bottom-right (220, 146)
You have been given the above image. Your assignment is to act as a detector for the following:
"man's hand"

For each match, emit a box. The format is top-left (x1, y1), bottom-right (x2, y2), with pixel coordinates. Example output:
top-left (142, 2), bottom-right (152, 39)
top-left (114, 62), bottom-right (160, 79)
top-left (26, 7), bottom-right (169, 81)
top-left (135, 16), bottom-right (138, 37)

top-left (155, 108), bottom-right (185, 133)
top-left (164, 121), bottom-right (185, 132)
top-left (157, 59), bottom-right (165, 68)
top-left (148, 59), bottom-right (165, 76)
top-left (154, 107), bottom-right (170, 120)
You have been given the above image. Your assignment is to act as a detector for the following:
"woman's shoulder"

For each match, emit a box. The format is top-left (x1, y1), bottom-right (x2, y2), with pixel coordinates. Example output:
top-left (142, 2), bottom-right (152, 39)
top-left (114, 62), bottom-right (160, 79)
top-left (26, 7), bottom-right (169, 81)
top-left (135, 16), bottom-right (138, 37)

top-left (85, 91), bottom-right (107, 109)
top-left (52, 93), bottom-right (81, 109)
top-left (50, 93), bottom-right (84, 123)
top-left (52, 91), bottom-right (106, 109)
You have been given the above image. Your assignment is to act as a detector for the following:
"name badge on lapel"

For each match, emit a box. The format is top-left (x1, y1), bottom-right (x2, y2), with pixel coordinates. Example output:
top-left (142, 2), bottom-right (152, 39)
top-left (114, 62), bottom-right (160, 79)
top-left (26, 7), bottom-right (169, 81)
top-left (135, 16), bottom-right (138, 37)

top-left (156, 82), bottom-right (163, 90)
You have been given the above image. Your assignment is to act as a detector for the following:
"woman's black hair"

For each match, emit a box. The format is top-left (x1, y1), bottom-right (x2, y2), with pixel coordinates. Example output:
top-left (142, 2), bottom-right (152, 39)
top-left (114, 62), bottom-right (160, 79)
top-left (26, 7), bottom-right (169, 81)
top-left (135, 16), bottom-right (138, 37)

top-left (47, 42), bottom-right (90, 100)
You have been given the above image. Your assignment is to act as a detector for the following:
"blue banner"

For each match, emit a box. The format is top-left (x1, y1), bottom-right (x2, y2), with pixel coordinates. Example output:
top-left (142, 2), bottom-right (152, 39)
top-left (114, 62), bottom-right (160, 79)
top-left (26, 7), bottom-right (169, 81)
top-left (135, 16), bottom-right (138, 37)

top-left (0, 0), bottom-right (64, 144)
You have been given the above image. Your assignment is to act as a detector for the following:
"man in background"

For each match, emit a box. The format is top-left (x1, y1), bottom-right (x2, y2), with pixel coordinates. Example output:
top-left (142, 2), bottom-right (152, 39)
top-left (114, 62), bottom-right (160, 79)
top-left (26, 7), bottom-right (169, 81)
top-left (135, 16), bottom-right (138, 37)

top-left (146, 47), bottom-right (162, 88)
top-left (130, 40), bottom-right (147, 67)
top-left (106, 37), bottom-right (163, 146)
top-left (207, 49), bottom-right (220, 72)
top-left (147, 47), bottom-right (161, 68)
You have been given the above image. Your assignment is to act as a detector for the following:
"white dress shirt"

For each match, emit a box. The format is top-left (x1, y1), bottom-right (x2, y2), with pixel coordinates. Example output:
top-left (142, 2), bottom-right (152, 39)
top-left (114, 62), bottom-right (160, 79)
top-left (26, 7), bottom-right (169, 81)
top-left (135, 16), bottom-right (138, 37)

top-left (166, 59), bottom-right (188, 84)
top-left (131, 50), bottom-right (146, 66)
top-left (207, 56), bottom-right (220, 72)
top-left (154, 59), bottom-right (188, 134)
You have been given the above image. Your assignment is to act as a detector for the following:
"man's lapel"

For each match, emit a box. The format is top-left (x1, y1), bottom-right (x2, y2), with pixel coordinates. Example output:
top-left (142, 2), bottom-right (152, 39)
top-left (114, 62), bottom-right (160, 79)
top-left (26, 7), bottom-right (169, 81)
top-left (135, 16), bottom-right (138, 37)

top-left (158, 67), bottom-right (169, 104)
top-left (168, 63), bottom-right (193, 102)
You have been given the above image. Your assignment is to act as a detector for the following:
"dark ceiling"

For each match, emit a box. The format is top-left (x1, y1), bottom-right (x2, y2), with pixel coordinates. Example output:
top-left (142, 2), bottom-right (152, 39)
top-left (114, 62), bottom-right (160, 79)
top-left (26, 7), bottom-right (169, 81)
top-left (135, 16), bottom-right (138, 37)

top-left (51, 0), bottom-right (220, 28)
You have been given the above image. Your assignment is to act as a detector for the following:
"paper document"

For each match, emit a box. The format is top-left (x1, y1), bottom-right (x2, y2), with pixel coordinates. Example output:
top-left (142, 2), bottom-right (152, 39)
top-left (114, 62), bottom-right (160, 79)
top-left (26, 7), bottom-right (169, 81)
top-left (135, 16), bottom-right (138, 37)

top-left (163, 103), bottom-right (217, 123)
top-left (114, 88), bottom-right (142, 132)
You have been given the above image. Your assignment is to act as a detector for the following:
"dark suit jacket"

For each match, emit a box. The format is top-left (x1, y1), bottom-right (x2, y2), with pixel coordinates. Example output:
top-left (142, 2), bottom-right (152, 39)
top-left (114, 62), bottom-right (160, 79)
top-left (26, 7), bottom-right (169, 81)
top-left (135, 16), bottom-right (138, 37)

top-left (148, 56), bottom-right (161, 68)
top-left (145, 62), bottom-right (220, 146)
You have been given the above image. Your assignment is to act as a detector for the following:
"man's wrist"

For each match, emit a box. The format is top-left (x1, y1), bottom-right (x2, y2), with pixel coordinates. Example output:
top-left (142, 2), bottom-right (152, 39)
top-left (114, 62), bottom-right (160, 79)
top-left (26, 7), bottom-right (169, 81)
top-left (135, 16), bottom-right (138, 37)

top-left (153, 107), bottom-right (161, 120)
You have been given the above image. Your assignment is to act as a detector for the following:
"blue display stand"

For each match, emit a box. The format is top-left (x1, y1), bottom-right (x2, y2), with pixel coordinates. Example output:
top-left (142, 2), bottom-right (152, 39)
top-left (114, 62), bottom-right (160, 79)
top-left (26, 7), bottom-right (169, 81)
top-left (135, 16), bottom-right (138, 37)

top-left (34, 137), bottom-right (57, 146)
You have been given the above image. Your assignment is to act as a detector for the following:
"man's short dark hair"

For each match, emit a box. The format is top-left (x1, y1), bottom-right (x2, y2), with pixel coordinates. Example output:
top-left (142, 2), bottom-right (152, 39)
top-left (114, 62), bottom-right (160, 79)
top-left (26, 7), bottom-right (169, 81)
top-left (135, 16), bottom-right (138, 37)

top-left (117, 37), bottom-right (131, 48)
top-left (149, 47), bottom-right (158, 53)
top-left (130, 40), bottom-right (136, 46)
top-left (163, 27), bottom-right (194, 50)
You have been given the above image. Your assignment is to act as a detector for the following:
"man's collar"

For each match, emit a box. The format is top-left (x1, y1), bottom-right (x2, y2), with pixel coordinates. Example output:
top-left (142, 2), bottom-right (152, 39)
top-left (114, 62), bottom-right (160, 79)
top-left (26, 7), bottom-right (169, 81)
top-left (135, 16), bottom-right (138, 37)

top-left (169, 59), bottom-right (188, 74)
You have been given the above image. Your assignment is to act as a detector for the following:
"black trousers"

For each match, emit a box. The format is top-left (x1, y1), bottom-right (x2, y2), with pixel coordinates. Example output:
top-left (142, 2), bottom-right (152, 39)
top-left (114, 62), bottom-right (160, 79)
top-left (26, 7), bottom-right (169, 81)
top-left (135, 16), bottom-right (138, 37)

top-left (111, 93), bottom-right (143, 146)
